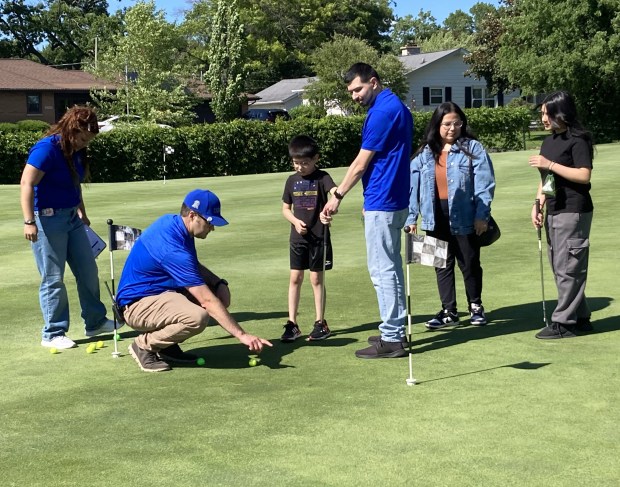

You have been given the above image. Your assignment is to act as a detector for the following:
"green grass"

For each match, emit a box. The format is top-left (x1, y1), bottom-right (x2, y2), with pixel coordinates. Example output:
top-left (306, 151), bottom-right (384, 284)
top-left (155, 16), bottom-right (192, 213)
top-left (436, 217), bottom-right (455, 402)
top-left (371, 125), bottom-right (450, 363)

top-left (0, 145), bottom-right (618, 486)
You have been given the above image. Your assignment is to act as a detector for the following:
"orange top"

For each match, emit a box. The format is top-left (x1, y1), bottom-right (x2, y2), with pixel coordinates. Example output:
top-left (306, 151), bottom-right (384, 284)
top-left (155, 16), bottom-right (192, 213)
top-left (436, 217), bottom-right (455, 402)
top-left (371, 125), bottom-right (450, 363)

top-left (435, 151), bottom-right (449, 200)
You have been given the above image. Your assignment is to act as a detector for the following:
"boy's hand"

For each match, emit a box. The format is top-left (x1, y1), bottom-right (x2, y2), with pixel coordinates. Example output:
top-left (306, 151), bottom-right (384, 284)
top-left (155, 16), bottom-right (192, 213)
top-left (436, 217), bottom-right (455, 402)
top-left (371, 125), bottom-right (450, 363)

top-left (295, 221), bottom-right (308, 235)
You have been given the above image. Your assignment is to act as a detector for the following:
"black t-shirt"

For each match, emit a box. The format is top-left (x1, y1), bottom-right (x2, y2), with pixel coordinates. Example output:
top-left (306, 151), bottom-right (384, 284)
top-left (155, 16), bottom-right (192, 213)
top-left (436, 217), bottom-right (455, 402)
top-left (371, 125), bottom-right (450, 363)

top-left (539, 131), bottom-right (593, 214)
top-left (282, 169), bottom-right (336, 243)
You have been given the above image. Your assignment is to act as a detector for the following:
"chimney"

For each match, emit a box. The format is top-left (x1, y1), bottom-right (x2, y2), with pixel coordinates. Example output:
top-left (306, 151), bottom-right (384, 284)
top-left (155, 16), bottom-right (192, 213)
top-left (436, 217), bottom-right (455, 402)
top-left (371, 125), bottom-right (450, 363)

top-left (401, 45), bottom-right (421, 56)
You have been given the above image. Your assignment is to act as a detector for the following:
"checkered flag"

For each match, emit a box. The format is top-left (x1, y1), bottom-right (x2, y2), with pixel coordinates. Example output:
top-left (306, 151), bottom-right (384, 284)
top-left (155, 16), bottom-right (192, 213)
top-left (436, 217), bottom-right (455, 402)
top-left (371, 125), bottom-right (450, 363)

top-left (405, 233), bottom-right (448, 268)
top-left (108, 224), bottom-right (142, 251)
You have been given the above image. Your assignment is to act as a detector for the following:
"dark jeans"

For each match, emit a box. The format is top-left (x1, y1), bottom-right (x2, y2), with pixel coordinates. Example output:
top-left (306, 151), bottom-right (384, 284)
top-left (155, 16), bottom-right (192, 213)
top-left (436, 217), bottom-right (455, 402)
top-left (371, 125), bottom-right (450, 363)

top-left (426, 199), bottom-right (483, 312)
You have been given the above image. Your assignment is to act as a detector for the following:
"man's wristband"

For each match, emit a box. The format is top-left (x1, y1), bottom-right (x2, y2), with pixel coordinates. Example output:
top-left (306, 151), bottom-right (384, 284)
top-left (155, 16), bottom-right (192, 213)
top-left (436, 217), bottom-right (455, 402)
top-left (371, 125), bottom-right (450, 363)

top-left (334, 190), bottom-right (344, 200)
top-left (214, 279), bottom-right (228, 290)
top-left (24, 219), bottom-right (36, 225)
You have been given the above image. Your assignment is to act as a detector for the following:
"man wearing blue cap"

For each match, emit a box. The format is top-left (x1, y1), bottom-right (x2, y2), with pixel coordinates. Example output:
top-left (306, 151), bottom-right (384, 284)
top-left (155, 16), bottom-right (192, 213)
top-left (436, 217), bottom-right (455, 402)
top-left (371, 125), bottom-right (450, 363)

top-left (116, 189), bottom-right (272, 372)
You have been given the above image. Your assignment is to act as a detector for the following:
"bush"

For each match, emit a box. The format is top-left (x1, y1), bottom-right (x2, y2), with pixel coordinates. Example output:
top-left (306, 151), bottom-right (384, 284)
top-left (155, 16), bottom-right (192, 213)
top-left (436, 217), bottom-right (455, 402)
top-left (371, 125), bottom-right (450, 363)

top-left (0, 122), bottom-right (19, 133)
top-left (289, 104), bottom-right (326, 119)
top-left (0, 107), bottom-right (532, 184)
top-left (16, 120), bottom-right (50, 132)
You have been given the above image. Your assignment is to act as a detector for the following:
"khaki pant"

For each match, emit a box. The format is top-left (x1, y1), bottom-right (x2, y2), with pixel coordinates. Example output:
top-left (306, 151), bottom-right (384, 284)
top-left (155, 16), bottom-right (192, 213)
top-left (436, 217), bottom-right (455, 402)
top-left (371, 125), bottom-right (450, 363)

top-left (123, 291), bottom-right (210, 352)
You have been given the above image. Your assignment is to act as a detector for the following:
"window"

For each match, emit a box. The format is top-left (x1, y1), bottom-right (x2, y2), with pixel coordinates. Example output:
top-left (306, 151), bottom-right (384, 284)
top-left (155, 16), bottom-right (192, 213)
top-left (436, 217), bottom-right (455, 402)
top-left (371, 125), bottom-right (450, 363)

top-left (26, 94), bottom-right (42, 114)
top-left (472, 88), bottom-right (495, 108)
top-left (430, 88), bottom-right (443, 105)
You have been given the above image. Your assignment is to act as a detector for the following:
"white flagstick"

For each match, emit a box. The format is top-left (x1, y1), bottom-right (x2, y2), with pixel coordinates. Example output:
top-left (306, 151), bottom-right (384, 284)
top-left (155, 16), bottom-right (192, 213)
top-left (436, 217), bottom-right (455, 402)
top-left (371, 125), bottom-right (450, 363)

top-left (404, 228), bottom-right (417, 386)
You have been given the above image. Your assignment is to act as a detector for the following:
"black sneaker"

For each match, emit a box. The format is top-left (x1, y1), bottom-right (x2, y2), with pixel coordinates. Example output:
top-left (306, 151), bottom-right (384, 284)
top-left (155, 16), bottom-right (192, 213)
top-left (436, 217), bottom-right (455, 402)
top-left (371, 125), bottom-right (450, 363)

top-left (355, 339), bottom-right (408, 359)
top-left (535, 322), bottom-right (577, 339)
top-left (280, 321), bottom-right (302, 342)
top-left (129, 341), bottom-right (171, 372)
top-left (576, 317), bottom-right (593, 332)
top-left (469, 303), bottom-right (487, 326)
top-left (425, 309), bottom-right (459, 330)
top-left (158, 344), bottom-right (199, 364)
top-left (307, 320), bottom-right (331, 341)
top-left (367, 335), bottom-right (408, 345)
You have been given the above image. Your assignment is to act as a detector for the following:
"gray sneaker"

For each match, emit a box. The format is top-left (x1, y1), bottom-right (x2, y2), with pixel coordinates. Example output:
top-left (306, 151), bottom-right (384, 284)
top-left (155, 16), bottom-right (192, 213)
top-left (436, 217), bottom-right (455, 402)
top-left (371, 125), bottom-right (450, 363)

top-left (85, 318), bottom-right (125, 337)
top-left (129, 341), bottom-right (171, 372)
top-left (367, 335), bottom-right (408, 345)
top-left (355, 340), bottom-right (408, 359)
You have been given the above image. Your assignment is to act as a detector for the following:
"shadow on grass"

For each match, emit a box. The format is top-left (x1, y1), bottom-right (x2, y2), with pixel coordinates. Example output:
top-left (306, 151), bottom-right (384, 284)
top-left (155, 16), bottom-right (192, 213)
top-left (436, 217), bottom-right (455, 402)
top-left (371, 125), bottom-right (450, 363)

top-left (410, 296), bottom-right (615, 355)
top-left (185, 336), bottom-right (358, 370)
top-left (232, 310), bottom-right (288, 323)
top-left (415, 361), bottom-right (551, 385)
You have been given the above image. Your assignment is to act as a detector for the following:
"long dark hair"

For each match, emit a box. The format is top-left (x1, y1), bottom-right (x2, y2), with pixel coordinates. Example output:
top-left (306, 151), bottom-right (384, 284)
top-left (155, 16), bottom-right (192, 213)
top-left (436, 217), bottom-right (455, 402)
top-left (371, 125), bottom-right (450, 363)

top-left (45, 105), bottom-right (99, 184)
top-left (542, 91), bottom-right (594, 159)
top-left (414, 102), bottom-right (477, 159)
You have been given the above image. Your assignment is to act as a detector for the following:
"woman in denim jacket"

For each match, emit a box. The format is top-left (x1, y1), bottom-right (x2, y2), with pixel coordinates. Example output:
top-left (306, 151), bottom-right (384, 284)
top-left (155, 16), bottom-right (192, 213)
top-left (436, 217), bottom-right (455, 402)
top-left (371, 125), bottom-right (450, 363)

top-left (406, 102), bottom-right (495, 329)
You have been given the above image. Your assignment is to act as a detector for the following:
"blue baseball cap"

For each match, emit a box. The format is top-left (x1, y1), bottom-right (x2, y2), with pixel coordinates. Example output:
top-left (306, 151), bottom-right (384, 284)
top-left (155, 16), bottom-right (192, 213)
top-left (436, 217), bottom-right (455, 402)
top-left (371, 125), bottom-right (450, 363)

top-left (183, 189), bottom-right (228, 226)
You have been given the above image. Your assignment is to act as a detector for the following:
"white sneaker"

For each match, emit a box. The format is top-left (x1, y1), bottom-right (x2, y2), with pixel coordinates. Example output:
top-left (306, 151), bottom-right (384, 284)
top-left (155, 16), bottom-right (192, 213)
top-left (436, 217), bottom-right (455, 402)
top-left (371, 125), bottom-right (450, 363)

top-left (85, 318), bottom-right (124, 337)
top-left (41, 335), bottom-right (76, 349)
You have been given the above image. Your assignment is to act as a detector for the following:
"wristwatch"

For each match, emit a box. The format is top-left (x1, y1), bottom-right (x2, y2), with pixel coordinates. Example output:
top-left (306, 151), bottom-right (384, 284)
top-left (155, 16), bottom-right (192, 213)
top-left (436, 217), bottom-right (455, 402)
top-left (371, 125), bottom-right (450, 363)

top-left (334, 190), bottom-right (344, 200)
top-left (24, 219), bottom-right (36, 225)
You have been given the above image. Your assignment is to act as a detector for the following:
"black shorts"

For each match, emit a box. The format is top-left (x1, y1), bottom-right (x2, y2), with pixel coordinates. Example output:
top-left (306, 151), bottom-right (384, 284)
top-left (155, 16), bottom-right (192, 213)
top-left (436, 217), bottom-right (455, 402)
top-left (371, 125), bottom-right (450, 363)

top-left (290, 239), bottom-right (333, 272)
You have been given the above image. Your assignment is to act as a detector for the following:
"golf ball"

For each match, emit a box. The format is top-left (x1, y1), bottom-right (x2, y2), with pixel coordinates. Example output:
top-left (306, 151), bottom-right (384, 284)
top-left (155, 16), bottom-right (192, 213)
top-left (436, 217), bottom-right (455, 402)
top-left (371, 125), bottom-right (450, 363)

top-left (86, 345), bottom-right (95, 354)
top-left (49, 348), bottom-right (58, 354)
top-left (249, 358), bottom-right (258, 367)
top-left (114, 334), bottom-right (121, 341)
top-left (95, 340), bottom-right (104, 349)
top-left (196, 357), bottom-right (205, 366)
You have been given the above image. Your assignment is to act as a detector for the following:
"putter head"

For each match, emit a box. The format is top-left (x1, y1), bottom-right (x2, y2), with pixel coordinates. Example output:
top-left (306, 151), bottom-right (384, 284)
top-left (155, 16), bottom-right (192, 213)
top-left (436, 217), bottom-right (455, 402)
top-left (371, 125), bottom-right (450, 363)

top-left (112, 352), bottom-right (121, 358)
top-left (406, 378), bottom-right (417, 386)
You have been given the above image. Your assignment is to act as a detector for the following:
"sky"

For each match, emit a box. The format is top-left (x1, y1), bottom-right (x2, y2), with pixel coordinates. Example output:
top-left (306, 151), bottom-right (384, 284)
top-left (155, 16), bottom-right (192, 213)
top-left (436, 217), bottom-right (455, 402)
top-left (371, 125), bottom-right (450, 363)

top-left (110, 0), bottom-right (494, 24)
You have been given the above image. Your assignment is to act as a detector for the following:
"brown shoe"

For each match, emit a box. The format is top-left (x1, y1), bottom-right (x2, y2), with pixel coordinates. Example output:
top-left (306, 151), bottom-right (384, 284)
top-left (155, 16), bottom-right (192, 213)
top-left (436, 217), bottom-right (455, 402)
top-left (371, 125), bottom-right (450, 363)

top-left (129, 341), bottom-right (171, 372)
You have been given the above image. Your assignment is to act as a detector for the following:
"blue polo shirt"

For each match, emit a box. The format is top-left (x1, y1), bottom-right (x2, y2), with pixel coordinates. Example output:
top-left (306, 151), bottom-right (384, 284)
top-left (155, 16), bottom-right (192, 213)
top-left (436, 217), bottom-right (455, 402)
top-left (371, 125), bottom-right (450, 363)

top-left (27, 134), bottom-right (84, 210)
top-left (361, 89), bottom-right (413, 211)
top-left (116, 214), bottom-right (205, 306)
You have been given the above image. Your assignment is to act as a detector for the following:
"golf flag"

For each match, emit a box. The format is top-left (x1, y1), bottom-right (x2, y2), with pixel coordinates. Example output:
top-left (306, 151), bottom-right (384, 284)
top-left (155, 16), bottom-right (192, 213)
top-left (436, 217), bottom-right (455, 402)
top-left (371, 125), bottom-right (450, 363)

top-left (108, 224), bottom-right (142, 251)
top-left (405, 233), bottom-right (448, 268)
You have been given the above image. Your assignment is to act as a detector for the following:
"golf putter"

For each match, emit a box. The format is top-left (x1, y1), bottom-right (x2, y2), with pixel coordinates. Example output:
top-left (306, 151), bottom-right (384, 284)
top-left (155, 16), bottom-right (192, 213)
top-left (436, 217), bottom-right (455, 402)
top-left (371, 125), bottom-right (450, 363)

top-left (535, 199), bottom-right (550, 328)
top-left (104, 281), bottom-right (122, 358)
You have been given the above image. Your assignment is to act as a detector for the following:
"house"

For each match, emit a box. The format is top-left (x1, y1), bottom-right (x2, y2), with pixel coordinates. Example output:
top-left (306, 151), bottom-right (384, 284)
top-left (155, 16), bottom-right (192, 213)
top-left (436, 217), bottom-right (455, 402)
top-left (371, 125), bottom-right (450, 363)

top-left (398, 46), bottom-right (519, 111)
top-left (0, 59), bottom-right (111, 124)
top-left (250, 77), bottom-right (316, 111)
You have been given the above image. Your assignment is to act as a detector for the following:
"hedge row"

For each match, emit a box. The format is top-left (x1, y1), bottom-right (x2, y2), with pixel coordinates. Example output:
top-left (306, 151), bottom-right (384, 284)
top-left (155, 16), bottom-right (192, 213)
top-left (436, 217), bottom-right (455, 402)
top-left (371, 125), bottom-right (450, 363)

top-left (0, 107), bottom-right (531, 184)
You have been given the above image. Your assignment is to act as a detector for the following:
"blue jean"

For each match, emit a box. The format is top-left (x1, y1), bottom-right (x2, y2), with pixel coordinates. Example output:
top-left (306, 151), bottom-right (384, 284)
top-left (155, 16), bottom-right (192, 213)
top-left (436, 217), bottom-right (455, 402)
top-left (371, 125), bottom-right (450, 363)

top-left (364, 209), bottom-right (407, 341)
top-left (32, 207), bottom-right (107, 340)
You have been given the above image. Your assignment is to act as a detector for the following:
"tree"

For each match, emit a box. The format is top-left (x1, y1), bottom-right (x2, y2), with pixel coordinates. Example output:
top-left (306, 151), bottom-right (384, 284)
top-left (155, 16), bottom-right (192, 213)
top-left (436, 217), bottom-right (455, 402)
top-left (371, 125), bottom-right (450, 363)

top-left (421, 30), bottom-right (474, 53)
top-left (89, 1), bottom-right (196, 125)
top-left (390, 10), bottom-right (441, 50)
top-left (496, 0), bottom-right (620, 138)
top-left (305, 35), bottom-right (407, 113)
top-left (181, 0), bottom-right (395, 93)
top-left (443, 10), bottom-right (474, 36)
top-left (0, 0), bottom-right (123, 67)
top-left (205, 0), bottom-right (245, 122)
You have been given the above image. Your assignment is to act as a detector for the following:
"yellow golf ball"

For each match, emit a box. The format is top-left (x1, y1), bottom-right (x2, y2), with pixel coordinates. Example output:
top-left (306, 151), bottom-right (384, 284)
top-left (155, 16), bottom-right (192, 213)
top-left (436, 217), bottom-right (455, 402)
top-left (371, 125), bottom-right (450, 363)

top-left (49, 348), bottom-right (58, 354)
top-left (249, 358), bottom-right (258, 367)
top-left (95, 341), bottom-right (104, 349)
top-left (86, 345), bottom-right (96, 354)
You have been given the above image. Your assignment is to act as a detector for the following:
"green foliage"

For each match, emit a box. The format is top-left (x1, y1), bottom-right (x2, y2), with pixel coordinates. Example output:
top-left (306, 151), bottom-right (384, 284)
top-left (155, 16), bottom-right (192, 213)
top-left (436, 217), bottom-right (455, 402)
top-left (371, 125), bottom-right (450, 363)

top-left (0, 123), bottom-right (19, 133)
top-left (496, 0), bottom-right (620, 140)
top-left (0, 107), bottom-right (532, 184)
top-left (390, 10), bottom-right (441, 50)
top-left (16, 119), bottom-right (50, 132)
top-left (88, 1), bottom-right (197, 126)
top-left (205, 0), bottom-right (245, 122)
top-left (288, 104), bottom-right (327, 119)
top-left (305, 35), bottom-right (408, 113)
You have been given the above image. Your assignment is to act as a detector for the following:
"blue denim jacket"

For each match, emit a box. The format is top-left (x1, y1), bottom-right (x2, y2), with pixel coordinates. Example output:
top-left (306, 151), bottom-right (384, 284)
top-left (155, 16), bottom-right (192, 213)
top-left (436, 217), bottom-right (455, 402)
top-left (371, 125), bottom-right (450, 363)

top-left (406, 139), bottom-right (495, 235)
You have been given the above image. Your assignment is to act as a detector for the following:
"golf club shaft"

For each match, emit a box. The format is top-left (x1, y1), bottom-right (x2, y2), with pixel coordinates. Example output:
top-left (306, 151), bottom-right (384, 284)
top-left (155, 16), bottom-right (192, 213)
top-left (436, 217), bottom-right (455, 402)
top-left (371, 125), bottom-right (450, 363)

top-left (535, 199), bottom-right (548, 326)
top-left (320, 225), bottom-right (327, 323)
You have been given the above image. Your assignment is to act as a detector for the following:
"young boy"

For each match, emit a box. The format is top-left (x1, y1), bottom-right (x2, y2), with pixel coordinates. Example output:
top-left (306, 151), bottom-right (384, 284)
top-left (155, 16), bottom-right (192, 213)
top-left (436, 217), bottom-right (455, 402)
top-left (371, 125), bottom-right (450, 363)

top-left (281, 135), bottom-right (337, 342)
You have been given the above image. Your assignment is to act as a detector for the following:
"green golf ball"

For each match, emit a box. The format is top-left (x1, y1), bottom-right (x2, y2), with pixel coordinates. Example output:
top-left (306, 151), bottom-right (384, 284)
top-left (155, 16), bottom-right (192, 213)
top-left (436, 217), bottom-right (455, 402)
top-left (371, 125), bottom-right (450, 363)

top-left (196, 357), bottom-right (205, 366)
top-left (249, 358), bottom-right (258, 367)
top-left (114, 334), bottom-right (121, 341)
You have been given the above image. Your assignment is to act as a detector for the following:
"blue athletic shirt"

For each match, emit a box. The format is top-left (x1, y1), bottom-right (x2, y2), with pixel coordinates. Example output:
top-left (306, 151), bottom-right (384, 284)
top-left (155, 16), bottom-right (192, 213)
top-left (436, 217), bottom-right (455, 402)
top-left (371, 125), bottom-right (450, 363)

top-left (27, 134), bottom-right (84, 210)
top-left (116, 214), bottom-right (205, 307)
top-left (360, 88), bottom-right (413, 211)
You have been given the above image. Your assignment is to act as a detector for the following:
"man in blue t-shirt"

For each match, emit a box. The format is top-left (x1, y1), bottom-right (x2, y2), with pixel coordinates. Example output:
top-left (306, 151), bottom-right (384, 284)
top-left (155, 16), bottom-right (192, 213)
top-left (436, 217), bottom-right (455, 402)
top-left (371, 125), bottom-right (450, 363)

top-left (322, 63), bottom-right (413, 359)
top-left (116, 189), bottom-right (272, 372)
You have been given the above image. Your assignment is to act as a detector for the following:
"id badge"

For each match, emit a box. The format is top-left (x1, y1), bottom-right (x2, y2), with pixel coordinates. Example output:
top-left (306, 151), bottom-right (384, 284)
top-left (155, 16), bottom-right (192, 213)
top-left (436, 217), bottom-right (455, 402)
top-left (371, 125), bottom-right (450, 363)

top-left (41, 208), bottom-right (55, 216)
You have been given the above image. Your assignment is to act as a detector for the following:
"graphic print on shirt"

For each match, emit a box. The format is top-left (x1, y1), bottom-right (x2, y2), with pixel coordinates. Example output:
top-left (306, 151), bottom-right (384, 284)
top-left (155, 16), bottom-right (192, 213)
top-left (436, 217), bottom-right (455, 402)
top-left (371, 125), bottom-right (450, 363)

top-left (292, 179), bottom-right (318, 211)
